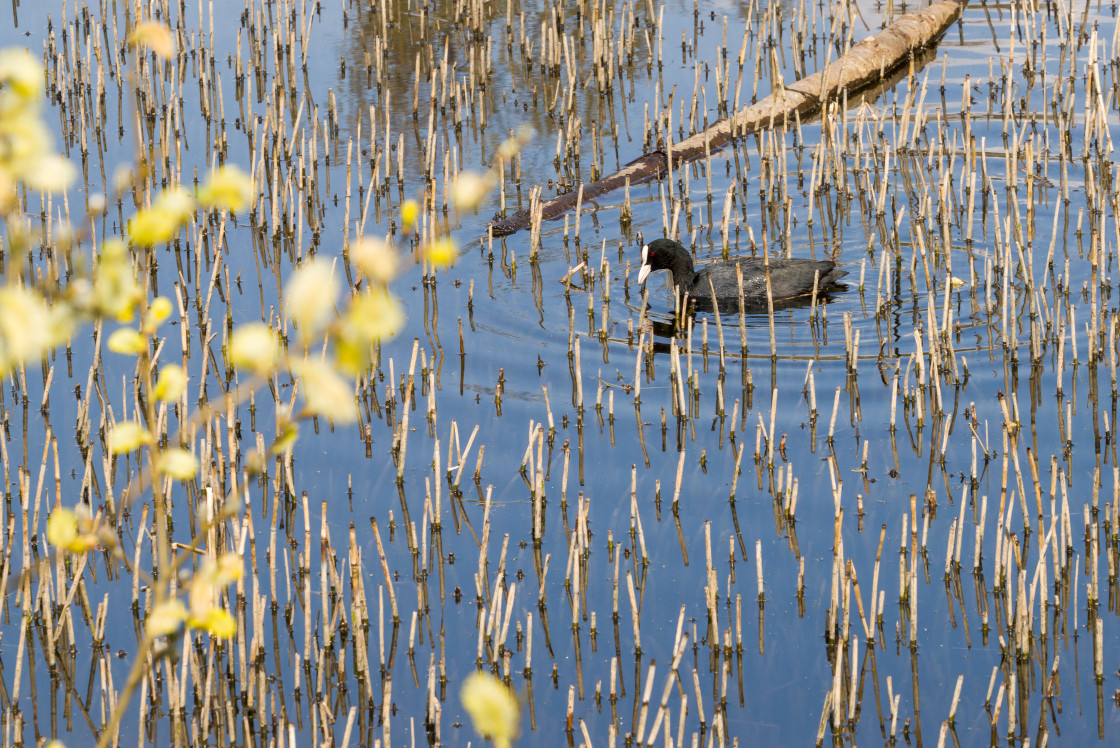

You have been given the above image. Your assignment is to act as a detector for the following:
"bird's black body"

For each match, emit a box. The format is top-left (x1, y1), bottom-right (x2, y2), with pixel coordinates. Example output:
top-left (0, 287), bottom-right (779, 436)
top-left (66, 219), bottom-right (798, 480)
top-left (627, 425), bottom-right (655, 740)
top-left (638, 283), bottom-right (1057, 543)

top-left (637, 238), bottom-right (847, 310)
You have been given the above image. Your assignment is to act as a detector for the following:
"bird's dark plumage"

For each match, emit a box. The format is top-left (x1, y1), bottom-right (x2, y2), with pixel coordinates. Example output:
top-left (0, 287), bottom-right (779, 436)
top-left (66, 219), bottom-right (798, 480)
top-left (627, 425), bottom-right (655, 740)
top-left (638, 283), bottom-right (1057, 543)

top-left (637, 238), bottom-right (846, 308)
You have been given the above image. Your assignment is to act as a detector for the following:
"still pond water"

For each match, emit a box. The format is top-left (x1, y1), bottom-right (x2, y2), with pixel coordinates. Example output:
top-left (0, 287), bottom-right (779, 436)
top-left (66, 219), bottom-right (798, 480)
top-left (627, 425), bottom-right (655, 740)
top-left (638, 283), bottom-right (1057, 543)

top-left (3, 0), bottom-right (1120, 745)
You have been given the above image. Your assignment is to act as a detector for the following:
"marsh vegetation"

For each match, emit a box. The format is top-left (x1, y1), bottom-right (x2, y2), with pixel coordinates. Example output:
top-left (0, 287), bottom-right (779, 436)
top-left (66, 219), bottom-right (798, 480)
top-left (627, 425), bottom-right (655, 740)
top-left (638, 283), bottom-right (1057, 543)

top-left (1, 0), bottom-right (1120, 745)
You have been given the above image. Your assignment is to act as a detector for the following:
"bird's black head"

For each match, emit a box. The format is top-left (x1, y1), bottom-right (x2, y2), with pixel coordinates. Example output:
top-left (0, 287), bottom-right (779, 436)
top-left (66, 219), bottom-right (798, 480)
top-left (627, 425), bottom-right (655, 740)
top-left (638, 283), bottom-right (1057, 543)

top-left (638, 238), bottom-right (687, 284)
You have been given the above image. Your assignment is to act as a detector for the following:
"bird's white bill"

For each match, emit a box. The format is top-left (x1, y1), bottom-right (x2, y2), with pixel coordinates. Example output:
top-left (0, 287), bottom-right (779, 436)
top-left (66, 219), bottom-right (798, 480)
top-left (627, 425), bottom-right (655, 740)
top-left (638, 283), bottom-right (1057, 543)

top-left (637, 244), bottom-right (651, 284)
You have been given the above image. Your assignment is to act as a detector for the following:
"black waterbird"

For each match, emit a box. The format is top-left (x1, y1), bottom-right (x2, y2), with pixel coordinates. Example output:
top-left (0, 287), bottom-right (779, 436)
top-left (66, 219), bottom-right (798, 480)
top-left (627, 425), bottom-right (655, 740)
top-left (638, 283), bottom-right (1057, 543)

top-left (637, 238), bottom-right (847, 310)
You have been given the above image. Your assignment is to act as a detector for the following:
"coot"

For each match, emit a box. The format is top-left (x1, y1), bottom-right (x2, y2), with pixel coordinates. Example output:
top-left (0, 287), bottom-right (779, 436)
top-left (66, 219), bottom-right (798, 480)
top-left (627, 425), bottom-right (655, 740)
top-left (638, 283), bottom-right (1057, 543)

top-left (637, 238), bottom-right (847, 308)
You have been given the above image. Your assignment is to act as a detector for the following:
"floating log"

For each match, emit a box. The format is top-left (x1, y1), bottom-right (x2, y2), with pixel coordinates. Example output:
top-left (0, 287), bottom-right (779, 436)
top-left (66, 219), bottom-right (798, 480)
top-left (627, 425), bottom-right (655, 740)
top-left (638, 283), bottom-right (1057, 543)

top-left (490, 0), bottom-right (969, 237)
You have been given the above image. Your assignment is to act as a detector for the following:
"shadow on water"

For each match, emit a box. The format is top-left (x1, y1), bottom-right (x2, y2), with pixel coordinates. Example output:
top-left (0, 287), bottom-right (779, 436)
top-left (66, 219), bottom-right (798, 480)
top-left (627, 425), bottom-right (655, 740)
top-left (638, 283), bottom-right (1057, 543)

top-left (685, 286), bottom-right (849, 316)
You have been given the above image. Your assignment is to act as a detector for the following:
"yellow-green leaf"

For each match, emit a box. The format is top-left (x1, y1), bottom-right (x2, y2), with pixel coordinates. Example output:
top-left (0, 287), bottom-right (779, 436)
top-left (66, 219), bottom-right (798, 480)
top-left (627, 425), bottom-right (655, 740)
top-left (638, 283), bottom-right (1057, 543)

top-left (197, 165), bottom-right (254, 211)
top-left (229, 323), bottom-right (279, 374)
top-left (107, 328), bottom-right (146, 355)
top-left (350, 236), bottom-right (398, 284)
top-left (159, 448), bottom-right (198, 479)
top-left (108, 421), bottom-right (151, 453)
top-left (130, 21), bottom-right (176, 59)
top-left (147, 600), bottom-right (187, 637)
top-left (291, 357), bottom-right (357, 423)
top-left (47, 508), bottom-right (78, 550)
top-left (285, 259), bottom-right (338, 339)
top-left (461, 672), bottom-right (519, 748)
top-left (153, 364), bottom-right (187, 402)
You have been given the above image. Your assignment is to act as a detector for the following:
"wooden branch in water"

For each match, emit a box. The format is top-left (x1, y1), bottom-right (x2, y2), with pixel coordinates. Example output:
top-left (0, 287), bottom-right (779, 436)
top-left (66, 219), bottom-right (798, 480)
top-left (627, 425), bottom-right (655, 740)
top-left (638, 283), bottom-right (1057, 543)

top-left (490, 0), bottom-right (969, 237)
